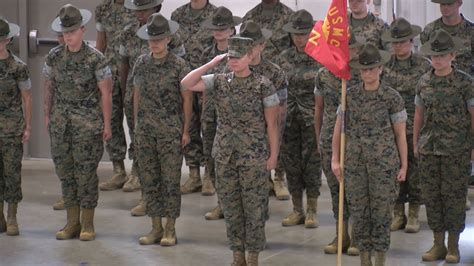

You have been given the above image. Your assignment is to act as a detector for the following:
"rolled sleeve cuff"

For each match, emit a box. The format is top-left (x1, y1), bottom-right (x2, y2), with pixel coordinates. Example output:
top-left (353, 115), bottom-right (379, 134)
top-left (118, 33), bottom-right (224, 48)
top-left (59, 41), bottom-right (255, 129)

top-left (390, 109), bottom-right (407, 124)
top-left (276, 88), bottom-right (288, 101)
top-left (96, 23), bottom-right (104, 32)
top-left (263, 93), bottom-right (280, 108)
top-left (119, 45), bottom-right (127, 57)
top-left (95, 66), bottom-right (112, 81)
top-left (468, 98), bottom-right (474, 107)
top-left (42, 63), bottom-right (52, 79)
top-left (414, 95), bottom-right (424, 107)
top-left (201, 74), bottom-right (215, 92)
top-left (18, 79), bottom-right (32, 90)
top-left (314, 86), bottom-right (322, 96)
top-left (336, 105), bottom-right (343, 117)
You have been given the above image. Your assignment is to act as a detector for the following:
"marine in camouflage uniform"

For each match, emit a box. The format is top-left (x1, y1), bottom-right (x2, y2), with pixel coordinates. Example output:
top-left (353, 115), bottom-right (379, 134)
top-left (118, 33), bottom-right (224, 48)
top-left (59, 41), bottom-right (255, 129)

top-left (275, 10), bottom-right (322, 229)
top-left (241, 20), bottom-right (290, 202)
top-left (133, 14), bottom-right (191, 246)
top-left (120, 0), bottom-right (185, 215)
top-left (0, 19), bottom-right (32, 236)
top-left (242, 1), bottom-right (294, 63)
top-left (348, 0), bottom-right (389, 50)
top-left (314, 31), bottom-right (362, 255)
top-left (380, 18), bottom-right (431, 234)
top-left (415, 29), bottom-right (473, 263)
top-left (181, 36), bottom-right (280, 265)
top-left (43, 5), bottom-right (112, 241)
top-left (332, 44), bottom-right (408, 265)
top-left (95, 0), bottom-right (136, 191)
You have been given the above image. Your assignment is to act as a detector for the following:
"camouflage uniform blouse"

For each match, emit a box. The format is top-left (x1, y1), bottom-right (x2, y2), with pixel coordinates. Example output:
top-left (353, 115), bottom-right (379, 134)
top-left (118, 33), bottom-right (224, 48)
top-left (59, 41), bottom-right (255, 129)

top-left (95, 0), bottom-right (136, 74)
top-left (133, 52), bottom-right (190, 139)
top-left (250, 57), bottom-right (288, 103)
top-left (420, 15), bottom-right (473, 75)
top-left (275, 47), bottom-right (323, 127)
top-left (171, 2), bottom-right (217, 68)
top-left (242, 2), bottom-right (294, 59)
top-left (314, 67), bottom-right (360, 150)
top-left (0, 51), bottom-right (31, 137)
top-left (202, 72), bottom-right (279, 166)
top-left (415, 69), bottom-right (473, 155)
top-left (349, 12), bottom-right (389, 50)
top-left (43, 43), bottom-right (111, 138)
top-left (382, 54), bottom-right (431, 135)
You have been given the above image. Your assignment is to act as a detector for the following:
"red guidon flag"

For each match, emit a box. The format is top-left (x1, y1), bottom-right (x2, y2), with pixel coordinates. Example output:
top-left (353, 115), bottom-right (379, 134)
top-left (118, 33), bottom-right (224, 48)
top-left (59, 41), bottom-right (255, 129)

top-left (305, 0), bottom-right (350, 80)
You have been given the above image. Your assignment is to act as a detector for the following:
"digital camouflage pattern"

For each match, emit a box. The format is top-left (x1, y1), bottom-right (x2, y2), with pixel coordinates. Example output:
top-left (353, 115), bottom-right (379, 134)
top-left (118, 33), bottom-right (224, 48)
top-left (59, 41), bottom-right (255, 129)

top-left (242, 2), bottom-right (294, 59)
top-left (419, 154), bottom-right (470, 233)
top-left (314, 67), bottom-right (361, 220)
top-left (420, 15), bottom-right (473, 74)
top-left (215, 159), bottom-right (268, 252)
top-left (0, 51), bottom-right (31, 138)
top-left (382, 54), bottom-right (430, 204)
top-left (202, 71), bottom-right (279, 252)
top-left (275, 47), bottom-right (322, 198)
top-left (119, 21), bottom-right (185, 159)
top-left (95, 0), bottom-right (135, 161)
top-left (44, 43), bottom-right (111, 209)
top-left (171, 1), bottom-right (217, 69)
top-left (349, 12), bottom-right (389, 50)
top-left (415, 69), bottom-right (473, 156)
top-left (342, 83), bottom-right (406, 252)
top-left (133, 52), bottom-right (189, 218)
top-left (0, 136), bottom-right (23, 203)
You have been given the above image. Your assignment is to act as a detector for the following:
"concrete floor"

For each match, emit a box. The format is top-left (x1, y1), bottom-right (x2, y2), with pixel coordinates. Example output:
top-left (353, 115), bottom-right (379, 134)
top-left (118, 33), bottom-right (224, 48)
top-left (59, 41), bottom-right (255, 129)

top-left (0, 159), bottom-right (473, 266)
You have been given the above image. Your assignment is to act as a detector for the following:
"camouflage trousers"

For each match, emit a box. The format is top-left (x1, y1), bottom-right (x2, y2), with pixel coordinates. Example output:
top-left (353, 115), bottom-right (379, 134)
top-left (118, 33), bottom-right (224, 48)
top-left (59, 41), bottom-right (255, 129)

top-left (0, 136), bottom-right (23, 203)
top-left (136, 134), bottom-right (182, 218)
top-left (50, 131), bottom-right (103, 209)
top-left (320, 146), bottom-right (350, 221)
top-left (396, 135), bottom-right (421, 204)
top-left (105, 77), bottom-right (127, 162)
top-left (344, 145), bottom-right (399, 252)
top-left (419, 154), bottom-right (469, 233)
top-left (183, 93), bottom-right (203, 167)
top-left (216, 159), bottom-right (268, 252)
top-left (201, 98), bottom-right (216, 173)
top-left (281, 115), bottom-right (321, 198)
top-left (124, 84), bottom-right (136, 160)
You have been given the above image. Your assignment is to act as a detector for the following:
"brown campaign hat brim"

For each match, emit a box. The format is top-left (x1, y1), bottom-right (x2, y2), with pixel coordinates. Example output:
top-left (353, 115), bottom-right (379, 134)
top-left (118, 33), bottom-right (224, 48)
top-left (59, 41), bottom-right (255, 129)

top-left (349, 36), bottom-right (365, 49)
top-left (51, 9), bottom-right (92, 33)
top-left (248, 28), bottom-right (272, 44)
top-left (136, 19), bottom-right (179, 40)
top-left (0, 22), bottom-right (20, 40)
top-left (381, 25), bottom-right (422, 42)
top-left (202, 16), bottom-right (242, 30)
top-left (282, 21), bottom-right (313, 34)
top-left (124, 0), bottom-right (163, 11)
top-left (349, 50), bottom-right (391, 69)
top-left (420, 37), bottom-right (464, 56)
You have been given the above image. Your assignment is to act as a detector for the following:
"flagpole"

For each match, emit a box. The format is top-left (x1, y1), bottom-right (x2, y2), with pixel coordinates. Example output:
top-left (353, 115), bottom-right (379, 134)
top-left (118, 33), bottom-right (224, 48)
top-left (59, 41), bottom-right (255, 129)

top-left (336, 79), bottom-right (347, 266)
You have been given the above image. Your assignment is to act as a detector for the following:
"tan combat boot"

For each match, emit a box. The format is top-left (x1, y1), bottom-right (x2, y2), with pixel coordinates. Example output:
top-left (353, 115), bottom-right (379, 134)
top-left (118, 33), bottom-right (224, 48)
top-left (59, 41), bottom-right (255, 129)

top-left (422, 231), bottom-right (447, 261)
top-left (201, 166), bottom-right (216, 196)
top-left (6, 203), bottom-right (19, 236)
top-left (324, 221), bottom-right (350, 254)
top-left (374, 251), bottom-right (385, 266)
top-left (304, 197), bottom-right (319, 228)
top-left (282, 194), bottom-right (305, 226)
top-left (99, 160), bottom-right (127, 191)
top-left (56, 205), bottom-right (81, 240)
top-left (205, 205), bottom-right (224, 220)
top-left (247, 252), bottom-right (259, 266)
top-left (445, 232), bottom-right (460, 263)
top-left (273, 170), bottom-right (289, 200)
top-left (390, 203), bottom-right (406, 231)
top-left (404, 203), bottom-right (420, 233)
top-left (139, 217), bottom-right (164, 245)
top-left (231, 251), bottom-right (246, 266)
top-left (0, 202), bottom-right (6, 233)
top-left (123, 162), bottom-right (141, 192)
top-left (360, 251), bottom-right (373, 266)
top-left (160, 218), bottom-right (177, 246)
top-left (131, 191), bottom-right (147, 216)
top-left (79, 208), bottom-right (96, 241)
top-left (181, 166), bottom-right (202, 194)
top-left (52, 197), bottom-right (65, 210)
top-left (347, 226), bottom-right (360, 256)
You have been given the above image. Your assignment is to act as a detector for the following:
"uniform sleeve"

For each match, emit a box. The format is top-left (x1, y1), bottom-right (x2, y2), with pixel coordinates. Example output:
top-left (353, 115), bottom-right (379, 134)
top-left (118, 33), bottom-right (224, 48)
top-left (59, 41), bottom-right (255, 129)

top-left (261, 79), bottom-right (280, 108)
top-left (179, 61), bottom-right (192, 91)
top-left (389, 91), bottom-right (407, 124)
top-left (16, 63), bottom-right (31, 91)
top-left (42, 55), bottom-right (53, 79)
top-left (202, 74), bottom-right (215, 92)
top-left (314, 70), bottom-right (324, 97)
top-left (274, 67), bottom-right (288, 101)
top-left (95, 56), bottom-right (112, 82)
top-left (415, 79), bottom-right (425, 107)
top-left (132, 57), bottom-right (144, 89)
top-left (464, 75), bottom-right (474, 107)
top-left (95, 4), bottom-right (105, 32)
